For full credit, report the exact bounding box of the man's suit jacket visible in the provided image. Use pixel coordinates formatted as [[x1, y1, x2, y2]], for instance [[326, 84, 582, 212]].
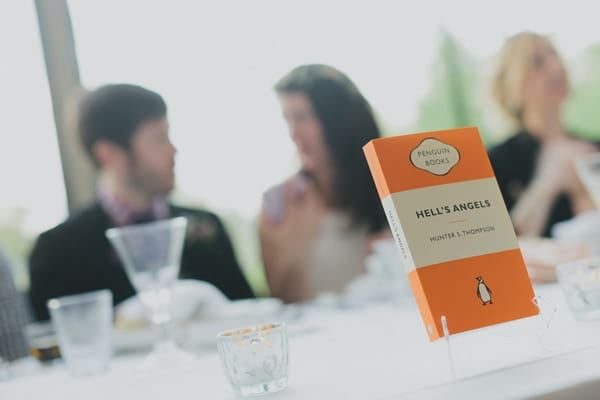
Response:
[[29, 203, 254, 320]]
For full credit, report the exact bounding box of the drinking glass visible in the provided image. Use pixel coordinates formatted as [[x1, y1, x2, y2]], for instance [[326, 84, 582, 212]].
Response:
[[24, 321, 61, 364], [47, 289, 113, 376], [105, 217, 189, 368], [557, 257, 600, 321], [217, 323, 289, 397]]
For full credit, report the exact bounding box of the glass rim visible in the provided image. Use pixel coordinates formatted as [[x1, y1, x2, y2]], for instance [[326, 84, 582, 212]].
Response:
[[24, 320, 55, 335], [217, 322, 285, 339], [556, 256, 600, 274], [105, 216, 187, 239], [47, 289, 112, 310]]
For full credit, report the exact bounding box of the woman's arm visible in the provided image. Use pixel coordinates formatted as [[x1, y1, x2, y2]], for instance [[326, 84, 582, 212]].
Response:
[[510, 175, 562, 236], [511, 140, 597, 236], [259, 211, 294, 299], [518, 236, 591, 282], [259, 177, 323, 302]]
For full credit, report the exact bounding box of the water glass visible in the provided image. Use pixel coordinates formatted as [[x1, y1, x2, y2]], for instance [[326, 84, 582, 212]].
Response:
[[47, 289, 113, 376], [217, 323, 289, 397], [557, 257, 600, 321]]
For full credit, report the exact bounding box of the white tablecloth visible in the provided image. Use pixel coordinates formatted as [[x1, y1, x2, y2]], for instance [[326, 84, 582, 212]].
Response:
[[3, 284, 600, 400]]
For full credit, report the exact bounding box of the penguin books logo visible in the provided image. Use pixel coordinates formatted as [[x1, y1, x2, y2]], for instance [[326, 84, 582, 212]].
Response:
[[409, 138, 460, 176], [476, 276, 493, 305]]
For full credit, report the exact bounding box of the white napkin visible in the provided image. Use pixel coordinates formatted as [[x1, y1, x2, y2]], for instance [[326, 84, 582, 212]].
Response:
[[552, 210, 600, 255], [113, 281, 285, 352], [115, 279, 229, 329], [342, 238, 412, 306], [366, 238, 407, 279]]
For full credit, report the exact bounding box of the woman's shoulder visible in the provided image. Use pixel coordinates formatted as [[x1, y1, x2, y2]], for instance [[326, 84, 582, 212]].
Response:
[[267, 173, 308, 193], [488, 131, 539, 171], [489, 131, 536, 155], [262, 173, 310, 224]]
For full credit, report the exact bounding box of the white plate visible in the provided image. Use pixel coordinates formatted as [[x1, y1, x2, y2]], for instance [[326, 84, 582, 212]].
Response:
[[113, 298, 284, 353]]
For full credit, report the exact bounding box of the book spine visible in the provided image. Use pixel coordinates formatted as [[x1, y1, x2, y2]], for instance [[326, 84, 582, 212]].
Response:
[[381, 195, 415, 273], [382, 194, 439, 339]]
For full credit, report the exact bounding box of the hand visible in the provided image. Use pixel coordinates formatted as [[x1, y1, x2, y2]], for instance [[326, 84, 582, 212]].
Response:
[[518, 236, 591, 283], [534, 139, 597, 196], [260, 176, 325, 297]]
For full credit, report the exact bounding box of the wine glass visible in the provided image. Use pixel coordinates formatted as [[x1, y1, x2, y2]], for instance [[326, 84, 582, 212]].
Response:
[[105, 216, 190, 368]]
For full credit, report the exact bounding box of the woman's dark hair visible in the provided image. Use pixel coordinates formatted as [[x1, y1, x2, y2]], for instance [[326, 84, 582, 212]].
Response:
[[275, 64, 386, 233], [79, 84, 167, 164]]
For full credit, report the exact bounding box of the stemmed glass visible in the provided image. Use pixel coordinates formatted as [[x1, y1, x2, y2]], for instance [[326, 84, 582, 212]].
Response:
[[105, 216, 190, 368]]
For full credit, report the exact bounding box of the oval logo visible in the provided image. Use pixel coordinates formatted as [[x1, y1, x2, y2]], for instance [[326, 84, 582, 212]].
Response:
[[410, 138, 460, 176]]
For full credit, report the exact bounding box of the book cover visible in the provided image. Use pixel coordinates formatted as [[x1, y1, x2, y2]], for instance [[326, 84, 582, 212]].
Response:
[[363, 126, 538, 340]]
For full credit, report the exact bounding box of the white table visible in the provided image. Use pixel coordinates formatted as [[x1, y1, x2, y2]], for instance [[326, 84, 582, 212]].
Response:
[[3, 284, 600, 400]]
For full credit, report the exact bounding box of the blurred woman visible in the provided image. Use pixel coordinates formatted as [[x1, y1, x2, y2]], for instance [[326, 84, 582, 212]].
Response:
[[489, 32, 598, 238], [489, 32, 598, 281], [260, 64, 389, 303]]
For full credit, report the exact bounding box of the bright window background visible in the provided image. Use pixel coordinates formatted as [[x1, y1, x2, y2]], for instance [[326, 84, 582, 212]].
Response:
[[1, 1, 67, 288], [3, 0, 600, 292], [66, 0, 600, 215]]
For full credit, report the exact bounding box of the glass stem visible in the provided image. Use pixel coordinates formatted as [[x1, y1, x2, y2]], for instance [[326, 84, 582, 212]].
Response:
[[147, 287, 176, 351], [153, 318, 176, 352]]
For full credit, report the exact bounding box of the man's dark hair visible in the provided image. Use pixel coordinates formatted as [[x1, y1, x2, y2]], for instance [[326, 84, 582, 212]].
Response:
[[79, 84, 167, 163], [275, 64, 386, 233]]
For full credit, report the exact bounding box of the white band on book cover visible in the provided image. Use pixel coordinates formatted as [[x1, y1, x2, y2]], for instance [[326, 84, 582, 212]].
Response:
[[381, 177, 519, 273]]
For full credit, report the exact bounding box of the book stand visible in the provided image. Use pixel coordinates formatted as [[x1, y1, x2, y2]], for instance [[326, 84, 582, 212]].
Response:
[[442, 295, 559, 379]]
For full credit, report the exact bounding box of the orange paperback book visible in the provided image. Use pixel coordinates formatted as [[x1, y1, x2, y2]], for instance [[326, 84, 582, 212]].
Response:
[[363, 126, 538, 340]]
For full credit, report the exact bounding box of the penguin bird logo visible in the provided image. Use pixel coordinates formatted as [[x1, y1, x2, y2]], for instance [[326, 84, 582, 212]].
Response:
[[476, 276, 493, 305]]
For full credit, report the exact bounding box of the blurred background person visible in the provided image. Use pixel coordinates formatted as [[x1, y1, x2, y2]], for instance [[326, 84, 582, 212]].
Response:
[[29, 84, 253, 321], [260, 64, 389, 303], [0, 247, 29, 362], [489, 32, 599, 237], [488, 32, 599, 281]]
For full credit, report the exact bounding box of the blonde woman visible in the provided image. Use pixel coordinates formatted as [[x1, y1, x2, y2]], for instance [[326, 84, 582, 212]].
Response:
[[489, 32, 598, 237], [489, 32, 598, 281]]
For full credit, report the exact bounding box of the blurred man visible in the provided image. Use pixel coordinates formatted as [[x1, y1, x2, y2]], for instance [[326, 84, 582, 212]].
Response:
[[29, 84, 253, 320]]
